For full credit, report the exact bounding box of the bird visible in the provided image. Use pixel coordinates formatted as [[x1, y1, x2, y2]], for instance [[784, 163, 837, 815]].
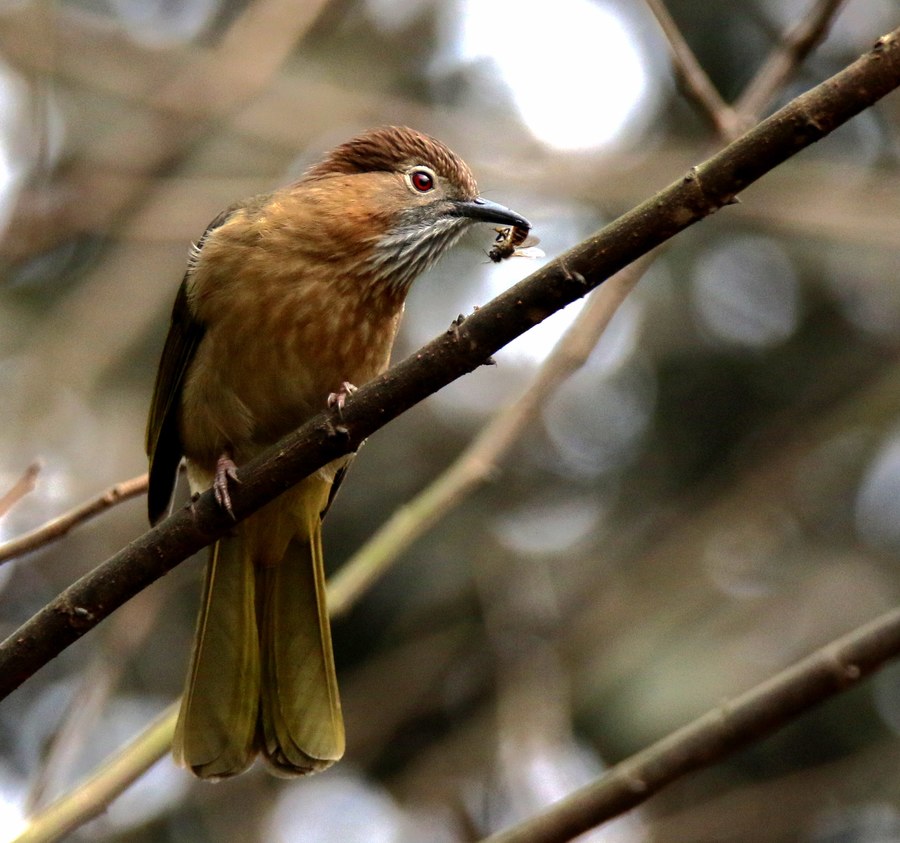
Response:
[[145, 126, 529, 779]]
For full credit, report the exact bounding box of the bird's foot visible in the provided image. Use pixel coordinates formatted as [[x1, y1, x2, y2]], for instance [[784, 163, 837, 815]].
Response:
[[213, 452, 240, 519], [327, 381, 358, 414]]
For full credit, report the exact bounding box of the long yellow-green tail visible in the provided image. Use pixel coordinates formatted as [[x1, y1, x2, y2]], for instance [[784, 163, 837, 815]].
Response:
[[173, 479, 344, 778]]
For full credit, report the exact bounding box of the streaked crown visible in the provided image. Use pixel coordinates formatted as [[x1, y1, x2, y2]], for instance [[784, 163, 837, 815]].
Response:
[[304, 126, 478, 198]]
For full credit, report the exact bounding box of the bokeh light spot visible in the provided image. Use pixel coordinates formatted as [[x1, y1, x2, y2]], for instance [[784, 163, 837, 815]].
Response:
[[456, 0, 651, 150], [855, 432, 900, 552], [692, 235, 800, 348]]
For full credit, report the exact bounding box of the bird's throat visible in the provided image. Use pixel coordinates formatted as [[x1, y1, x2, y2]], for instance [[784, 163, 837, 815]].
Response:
[[368, 216, 470, 295]]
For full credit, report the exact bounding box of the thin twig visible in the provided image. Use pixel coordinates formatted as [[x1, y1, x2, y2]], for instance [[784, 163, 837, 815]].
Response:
[[24, 657, 115, 814], [735, 0, 848, 124], [0, 463, 41, 520], [0, 474, 148, 566], [13, 705, 177, 843], [644, 0, 742, 137], [481, 606, 900, 843], [646, 0, 848, 140]]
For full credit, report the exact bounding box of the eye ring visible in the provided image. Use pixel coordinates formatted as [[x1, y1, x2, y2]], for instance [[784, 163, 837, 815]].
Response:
[[408, 168, 435, 193]]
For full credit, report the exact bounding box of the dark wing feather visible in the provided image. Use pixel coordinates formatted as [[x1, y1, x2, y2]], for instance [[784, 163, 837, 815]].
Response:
[[145, 278, 204, 525], [320, 458, 353, 521], [145, 208, 235, 525]]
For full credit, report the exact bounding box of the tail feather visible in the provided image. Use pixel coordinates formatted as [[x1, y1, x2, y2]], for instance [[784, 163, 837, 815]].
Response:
[[173, 536, 260, 779], [258, 527, 344, 774]]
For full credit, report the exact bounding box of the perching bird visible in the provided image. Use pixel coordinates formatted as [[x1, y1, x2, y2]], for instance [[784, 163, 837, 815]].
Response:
[[145, 126, 529, 779]]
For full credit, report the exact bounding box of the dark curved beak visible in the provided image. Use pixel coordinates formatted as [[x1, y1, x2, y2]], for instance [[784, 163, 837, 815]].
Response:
[[451, 197, 530, 230]]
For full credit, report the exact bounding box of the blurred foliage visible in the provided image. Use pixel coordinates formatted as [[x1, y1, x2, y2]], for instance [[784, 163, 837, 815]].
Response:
[[0, 0, 898, 841]]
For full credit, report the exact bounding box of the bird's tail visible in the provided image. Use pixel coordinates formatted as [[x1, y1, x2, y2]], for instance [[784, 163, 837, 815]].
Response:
[[172, 479, 344, 779]]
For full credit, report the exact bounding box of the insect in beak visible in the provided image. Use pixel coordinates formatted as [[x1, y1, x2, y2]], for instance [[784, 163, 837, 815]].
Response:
[[488, 225, 545, 263]]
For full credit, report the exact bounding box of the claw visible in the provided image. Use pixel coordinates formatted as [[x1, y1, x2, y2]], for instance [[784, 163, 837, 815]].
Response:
[[327, 381, 358, 414], [213, 452, 240, 519], [560, 259, 586, 286]]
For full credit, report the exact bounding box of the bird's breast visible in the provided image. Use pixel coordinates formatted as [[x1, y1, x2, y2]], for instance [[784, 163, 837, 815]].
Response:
[[180, 269, 404, 470]]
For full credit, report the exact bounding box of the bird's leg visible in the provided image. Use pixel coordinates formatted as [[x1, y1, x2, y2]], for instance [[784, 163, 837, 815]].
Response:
[[327, 381, 358, 414], [213, 449, 240, 519]]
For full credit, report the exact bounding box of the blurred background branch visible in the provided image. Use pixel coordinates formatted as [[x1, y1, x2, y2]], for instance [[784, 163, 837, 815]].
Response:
[[734, 0, 849, 123], [483, 604, 900, 843], [0, 474, 147, 566], [0, 463, 40, 521], [644, 0, 741, 137], [647, 0, 849, 139]]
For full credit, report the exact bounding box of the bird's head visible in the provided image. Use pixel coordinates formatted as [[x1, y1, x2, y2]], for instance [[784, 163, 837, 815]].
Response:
[[302, 126, 529, 293]]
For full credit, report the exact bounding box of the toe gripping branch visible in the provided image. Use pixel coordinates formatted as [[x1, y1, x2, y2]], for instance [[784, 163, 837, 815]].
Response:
[[213, 450, 240, 518], [327, 381, 358, 415]]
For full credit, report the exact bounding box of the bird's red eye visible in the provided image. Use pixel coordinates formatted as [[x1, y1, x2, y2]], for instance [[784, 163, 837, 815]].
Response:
[[410, 170, 434, 192]]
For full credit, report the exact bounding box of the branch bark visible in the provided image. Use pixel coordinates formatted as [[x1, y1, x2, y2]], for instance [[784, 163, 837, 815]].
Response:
[[0, 27, 897, 702]]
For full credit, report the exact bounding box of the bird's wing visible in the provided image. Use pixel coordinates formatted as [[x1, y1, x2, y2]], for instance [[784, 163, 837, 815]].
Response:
[[320, 458, 353, 520], [145, 208, 235, 525]]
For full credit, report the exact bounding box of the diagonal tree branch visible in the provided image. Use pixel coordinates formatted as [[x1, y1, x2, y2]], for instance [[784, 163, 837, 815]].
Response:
[[480, 605, 900, 843], [328, 252, 659, 614], [0, 26, 898, 703], [10, 242, 663, 843]]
